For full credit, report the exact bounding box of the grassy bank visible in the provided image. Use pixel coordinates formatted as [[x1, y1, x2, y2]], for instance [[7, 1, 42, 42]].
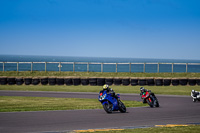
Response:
[[0, 96, 145, 112], [0, 85, 200, 95], [1, 71, 200, 77]]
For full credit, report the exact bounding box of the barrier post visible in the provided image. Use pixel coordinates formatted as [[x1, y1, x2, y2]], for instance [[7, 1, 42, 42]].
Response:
[[186, 63, 188, 73], [3, 62, 4, 72], [101, 63, 103, 73], [73, 62, 75, 72], [87, 62, 89, 72], [17, 62, 19, 72], [129, 63, 131, 73], [116, 63, 118, 72], [157, 63, 160, 73], [31, 62, 33, 72], [45, 62, 47, 72], [144, 63, 146, 73], [59, 62, 61, 72], [172, 63, 174, 73]]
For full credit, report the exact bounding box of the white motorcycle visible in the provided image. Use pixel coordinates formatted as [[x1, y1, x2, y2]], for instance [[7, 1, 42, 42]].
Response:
[[191, 90, 200, 102]]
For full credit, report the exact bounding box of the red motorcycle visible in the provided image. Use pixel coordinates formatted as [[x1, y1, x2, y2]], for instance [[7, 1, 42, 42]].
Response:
[[141, 91, 159, 108]]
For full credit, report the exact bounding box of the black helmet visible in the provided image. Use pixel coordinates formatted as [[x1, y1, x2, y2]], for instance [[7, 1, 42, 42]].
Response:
[[140, 87, 145, 92]]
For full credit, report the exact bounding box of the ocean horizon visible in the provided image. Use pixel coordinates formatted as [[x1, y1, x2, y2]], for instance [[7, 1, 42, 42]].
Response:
[[1, 54, 200, 63]]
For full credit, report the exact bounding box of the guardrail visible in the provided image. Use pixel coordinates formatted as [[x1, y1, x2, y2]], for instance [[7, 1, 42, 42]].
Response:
[[0, 62, 200, 73]]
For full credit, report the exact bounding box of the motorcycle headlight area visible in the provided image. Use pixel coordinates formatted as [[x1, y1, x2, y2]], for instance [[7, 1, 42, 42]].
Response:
[[99, 94, 106, 100]]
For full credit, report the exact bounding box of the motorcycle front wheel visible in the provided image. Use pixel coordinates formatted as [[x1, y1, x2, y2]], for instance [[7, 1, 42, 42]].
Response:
[[103, 102, 112, 113], [118, 100, 126, 113], [193, 98, 196, 102], [147, 98, 154, 108]]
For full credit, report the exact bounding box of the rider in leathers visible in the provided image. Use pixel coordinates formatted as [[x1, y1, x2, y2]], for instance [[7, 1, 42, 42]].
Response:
[[191, 90, 200, 102], [102, 84, 119, 101], [140, 87, 156, 103]]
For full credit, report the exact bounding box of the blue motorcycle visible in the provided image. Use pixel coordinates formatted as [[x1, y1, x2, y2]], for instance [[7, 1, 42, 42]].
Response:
[[98, 90, 126, 113]]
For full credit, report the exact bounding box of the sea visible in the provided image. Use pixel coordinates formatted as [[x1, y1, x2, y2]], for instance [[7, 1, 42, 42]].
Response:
[[0, 55, 200, 73]]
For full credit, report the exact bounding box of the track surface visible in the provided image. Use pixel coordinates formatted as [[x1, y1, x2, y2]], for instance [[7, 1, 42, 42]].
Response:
[[0, 91, 200, 133]]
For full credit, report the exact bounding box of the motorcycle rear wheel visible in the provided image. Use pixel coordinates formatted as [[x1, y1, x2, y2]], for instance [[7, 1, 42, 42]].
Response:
[[155, 100, 159, 107], [154, 97, 159, 107], [103, 102, 112, 113]]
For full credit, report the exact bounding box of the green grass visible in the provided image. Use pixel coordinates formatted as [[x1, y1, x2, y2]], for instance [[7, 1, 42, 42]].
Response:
[[79, 125, 200, 133], [1, 71, 200, 77], [1, 85, 200, 95], [0, 96, 145, 112]]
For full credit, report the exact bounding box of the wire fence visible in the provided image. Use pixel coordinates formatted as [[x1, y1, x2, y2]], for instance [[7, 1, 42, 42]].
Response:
[[1, 62, 200, 73]]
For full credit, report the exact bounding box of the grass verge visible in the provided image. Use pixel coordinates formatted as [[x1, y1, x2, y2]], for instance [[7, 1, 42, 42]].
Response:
[[1, 71, 200, 77], [0, 85, 200, 95], [0, 96, 145, 112], [73, 125, 200, 133]]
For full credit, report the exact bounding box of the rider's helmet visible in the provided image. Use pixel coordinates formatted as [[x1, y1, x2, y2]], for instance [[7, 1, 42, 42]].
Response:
[[192, 90, 195, 93], [140, 87, 145, 93], [103, 84, 109, 90]]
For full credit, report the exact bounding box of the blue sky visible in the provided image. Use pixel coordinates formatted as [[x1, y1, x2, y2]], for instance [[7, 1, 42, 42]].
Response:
[[0, 0, 200, 60]]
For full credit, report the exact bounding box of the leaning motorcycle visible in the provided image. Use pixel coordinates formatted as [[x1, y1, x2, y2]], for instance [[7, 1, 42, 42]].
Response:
[[191, 91, 200, 102], [141, 91, 159, 108], [98, 90, 126, 113]]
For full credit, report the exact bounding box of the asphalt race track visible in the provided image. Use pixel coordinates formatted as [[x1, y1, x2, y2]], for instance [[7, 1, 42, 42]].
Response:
[[0, 91, 200, 133]]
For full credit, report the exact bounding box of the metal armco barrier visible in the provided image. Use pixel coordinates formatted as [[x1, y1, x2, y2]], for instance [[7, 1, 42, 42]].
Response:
[[0, 62, 200, 73]]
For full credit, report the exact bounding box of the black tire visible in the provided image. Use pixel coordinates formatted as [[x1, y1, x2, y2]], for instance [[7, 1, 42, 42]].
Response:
[[89, 78, 97, 86], [7, 77, 16, 85], [73, 78, 81, 86], [179, 78, 188, 86], [97, 78, 105, 86], [103, 102, 112, 113], [193, 98, 196, 102], [154, 97, 159, 107], [155, 79, 163, 86], [32, 78, 40, 85], [130, 78, 138, 86], [188, 79, 196, 86], [147, 98, 154, 108], [196, 79, 200, 86], [16, 77, 24, 85], [105, 78, 113, 85], [48, 77, 56, 85], [41, 77, 48, 85], [122, 78, 130, 86], [56, 78, 64, 85], [138, 79, 146, 86], [147, 78, 155, 86], [155, 100, 159, 107], [64, 78, 73, 85], [24, 78, 32, 85], [163, 79, 171, 86], [0, 77, 7, 85], [118, 100, 126, 113], [113, 78, 122, 86], [172, 79, 179, 86], [81, 78, 89, 85]]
